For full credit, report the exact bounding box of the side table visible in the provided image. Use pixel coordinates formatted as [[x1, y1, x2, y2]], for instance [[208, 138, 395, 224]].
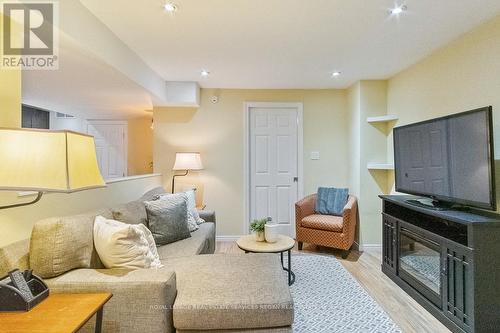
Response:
[[0, 293, 112, 333]]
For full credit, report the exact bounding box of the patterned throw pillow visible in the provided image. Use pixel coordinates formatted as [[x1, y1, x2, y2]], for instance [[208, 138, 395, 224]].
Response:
[[184, 190, 205, 226], [144, 195, 192, 245], [153, 192, 200, 232]]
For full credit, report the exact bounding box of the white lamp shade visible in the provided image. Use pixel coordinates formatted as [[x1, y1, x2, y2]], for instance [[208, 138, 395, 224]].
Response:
[[0, 128, 106, 192], [172, 152, 203, 171]]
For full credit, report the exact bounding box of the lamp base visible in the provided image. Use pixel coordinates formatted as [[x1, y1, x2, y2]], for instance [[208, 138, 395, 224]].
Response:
[[171, 170, 189, 193]]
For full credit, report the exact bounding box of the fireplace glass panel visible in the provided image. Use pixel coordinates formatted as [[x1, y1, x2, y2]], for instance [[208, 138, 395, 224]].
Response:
[[400, 229, 441, 295]]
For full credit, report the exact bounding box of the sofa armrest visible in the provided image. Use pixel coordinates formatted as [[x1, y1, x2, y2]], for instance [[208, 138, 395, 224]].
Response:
[[342, 195, 358, 236], [295, 194, 316, 228], [45, 268, 177, 333], [198, 210, 216, 224]]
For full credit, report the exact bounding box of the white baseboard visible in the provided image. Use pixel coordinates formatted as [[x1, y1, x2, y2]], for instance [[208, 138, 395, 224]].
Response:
[[358, 243, 382, 251], [216, 235, 243, 242]]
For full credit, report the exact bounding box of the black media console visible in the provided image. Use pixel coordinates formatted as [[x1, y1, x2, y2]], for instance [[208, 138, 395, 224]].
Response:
[[380, 195, 500, 333]]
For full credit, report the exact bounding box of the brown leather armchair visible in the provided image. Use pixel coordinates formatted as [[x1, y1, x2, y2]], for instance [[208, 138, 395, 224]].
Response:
[[295, 194, 358, 258]]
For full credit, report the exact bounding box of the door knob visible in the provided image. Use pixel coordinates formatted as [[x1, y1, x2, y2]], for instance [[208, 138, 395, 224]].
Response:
[[293, 177, 298, 182]]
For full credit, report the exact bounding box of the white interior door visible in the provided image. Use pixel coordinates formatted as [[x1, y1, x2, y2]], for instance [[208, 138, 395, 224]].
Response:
[[87, 121, 127, 180], [249, 104, 301, 237]]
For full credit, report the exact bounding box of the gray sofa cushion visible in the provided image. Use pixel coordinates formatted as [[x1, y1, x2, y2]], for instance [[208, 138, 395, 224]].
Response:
[[0, 239, 30, 277], [198, 210, 216, 223], [145, 195, 191, 245], [157, 223, 215, 260], [168, 254, 294, 331], [111, 187, 167, 225], [141, 186, 167, 201], [111, 200, 147, 225]]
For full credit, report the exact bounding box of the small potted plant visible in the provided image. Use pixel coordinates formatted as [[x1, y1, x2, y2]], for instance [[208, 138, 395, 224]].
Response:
[[250, 218, 267, 242]]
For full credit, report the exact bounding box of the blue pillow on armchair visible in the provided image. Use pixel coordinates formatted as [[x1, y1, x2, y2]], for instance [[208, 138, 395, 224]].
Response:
[[315, 187, 349, 216]]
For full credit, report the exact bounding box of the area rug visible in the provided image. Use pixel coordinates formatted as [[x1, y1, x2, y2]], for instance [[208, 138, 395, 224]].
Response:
[[288, 254, 401, 333]]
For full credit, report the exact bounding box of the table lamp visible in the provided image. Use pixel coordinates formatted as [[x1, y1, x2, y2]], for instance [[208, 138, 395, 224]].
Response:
[[171, 152, 203, 193], [0, 128, 106, 209]]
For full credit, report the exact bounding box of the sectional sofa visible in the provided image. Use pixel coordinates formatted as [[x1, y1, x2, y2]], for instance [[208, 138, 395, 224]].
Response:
[[0, 187, 294, 332]]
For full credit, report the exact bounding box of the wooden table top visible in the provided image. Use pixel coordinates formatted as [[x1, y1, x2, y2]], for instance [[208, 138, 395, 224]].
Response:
[[236, 234, 295, 253], [0, 293, 112, 333]]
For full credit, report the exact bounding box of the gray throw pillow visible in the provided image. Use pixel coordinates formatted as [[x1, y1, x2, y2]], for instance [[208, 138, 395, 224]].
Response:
[[144, 195, 191, 245], [153, 192, 199, 232]]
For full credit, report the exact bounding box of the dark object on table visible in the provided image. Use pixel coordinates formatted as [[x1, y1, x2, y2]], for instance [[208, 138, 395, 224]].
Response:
[[9, 269, 34, 301], [0, 269, 49, 312]]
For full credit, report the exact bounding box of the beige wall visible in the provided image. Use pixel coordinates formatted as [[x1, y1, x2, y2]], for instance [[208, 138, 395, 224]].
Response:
[[387, 14, 500, 209], [128, 116, 154, 176], [347, 83, 361, 198], [0, 13, 160, 246], [0, 15, 21, 128], [0, 175, 162, 247], [154, 89, 350, 236], [348, 81, 389, 245], [0, 68, 21, 128]]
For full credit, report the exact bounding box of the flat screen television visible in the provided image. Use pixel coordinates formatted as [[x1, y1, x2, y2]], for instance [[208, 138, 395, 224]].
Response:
[[393, 106, 496, 210]]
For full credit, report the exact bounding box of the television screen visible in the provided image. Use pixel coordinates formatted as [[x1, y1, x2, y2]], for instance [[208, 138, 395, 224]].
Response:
[[394, 106, 496, 210]]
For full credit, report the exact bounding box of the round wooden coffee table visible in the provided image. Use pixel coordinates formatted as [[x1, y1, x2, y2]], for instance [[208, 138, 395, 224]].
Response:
[[236, 234, 296, 285]]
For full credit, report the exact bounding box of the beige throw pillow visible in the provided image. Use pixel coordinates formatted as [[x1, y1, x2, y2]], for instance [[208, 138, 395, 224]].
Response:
[[29, 209, 111, 279], [93, 216, 162, 269], [29, 212, 106, 279], [30, 215, 94, 278]]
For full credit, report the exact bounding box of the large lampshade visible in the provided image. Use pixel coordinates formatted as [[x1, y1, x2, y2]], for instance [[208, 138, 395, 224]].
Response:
[[172, 152, 203, 171], [0, 128, 106, 192]]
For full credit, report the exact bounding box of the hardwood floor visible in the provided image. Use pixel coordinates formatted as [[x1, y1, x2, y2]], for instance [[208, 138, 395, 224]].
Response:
[[216, 241, 451, 333]]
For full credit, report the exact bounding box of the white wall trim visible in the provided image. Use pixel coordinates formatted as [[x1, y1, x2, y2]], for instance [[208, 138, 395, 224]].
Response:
[[216, 235, 243, 242], [243, 102, 304, 236], [18, 173, 163, 197], [106, 173, 162, 184], [359, 244, 382, 251]]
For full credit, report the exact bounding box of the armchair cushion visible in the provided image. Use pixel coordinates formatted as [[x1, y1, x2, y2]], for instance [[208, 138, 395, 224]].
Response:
[[301, 214, 343, 232]]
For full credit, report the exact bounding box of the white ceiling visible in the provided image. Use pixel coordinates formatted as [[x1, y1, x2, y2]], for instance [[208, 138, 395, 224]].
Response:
[[80, 0, 500, 89], [22, 34, 154, 119]]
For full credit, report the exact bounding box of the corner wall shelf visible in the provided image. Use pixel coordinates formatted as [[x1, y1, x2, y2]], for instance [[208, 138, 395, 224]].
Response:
[[366, 115, 398, 123], [367, 163, 394, 170]]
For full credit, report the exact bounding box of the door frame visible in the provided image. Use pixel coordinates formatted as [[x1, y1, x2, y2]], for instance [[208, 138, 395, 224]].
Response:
[[86, 120, 128, 179], [243, 102, 304, 236]]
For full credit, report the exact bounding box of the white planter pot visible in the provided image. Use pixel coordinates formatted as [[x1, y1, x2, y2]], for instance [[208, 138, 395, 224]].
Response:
[[265, 224, 279, 243], [254, 231, 265, 242]]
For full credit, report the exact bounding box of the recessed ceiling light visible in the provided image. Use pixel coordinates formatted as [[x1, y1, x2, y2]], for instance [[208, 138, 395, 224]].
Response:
[[331, 71, 341, 77], [201, 70, 210, 77], [164, 2, 177, 12], [389, 4, 407, 15]]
